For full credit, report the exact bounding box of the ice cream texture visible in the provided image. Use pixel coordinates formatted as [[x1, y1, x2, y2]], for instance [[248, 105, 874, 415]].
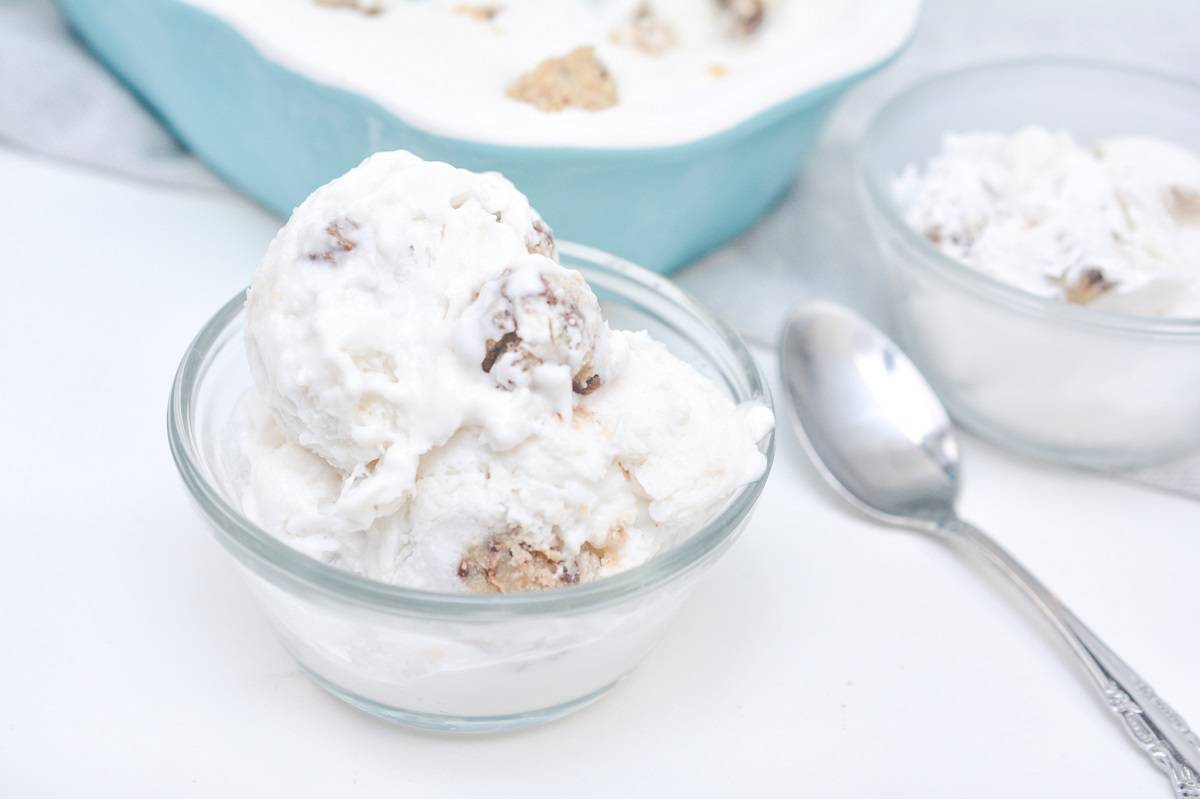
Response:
[[235, 150, 772, 593], [893, 127, 1200, 317], [182, 0, 918, 148]]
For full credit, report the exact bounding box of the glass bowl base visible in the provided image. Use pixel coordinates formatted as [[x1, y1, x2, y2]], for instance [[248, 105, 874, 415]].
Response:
[[300, 666, 622, 734]]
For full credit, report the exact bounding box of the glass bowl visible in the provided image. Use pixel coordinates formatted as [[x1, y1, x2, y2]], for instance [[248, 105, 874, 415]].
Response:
[[857, 58, 1200, 469], [168, 242, 774, 733]]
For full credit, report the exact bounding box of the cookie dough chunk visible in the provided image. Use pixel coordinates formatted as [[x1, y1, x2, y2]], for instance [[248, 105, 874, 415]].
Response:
[[452, 3, 500, 21], [457, 528, 626, 593], [1169, 186, 1200, 225], [1062, 268, 1116, 305], [315, 0, 383, 15], [507, 46, 618, 112], [610, 3, 677, 56], [718, 0, 765, 36]]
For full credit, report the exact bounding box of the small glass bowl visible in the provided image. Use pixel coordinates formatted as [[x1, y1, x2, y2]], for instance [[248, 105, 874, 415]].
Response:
[[168, 242, 774, 733], [857, 58, 1200, 469]]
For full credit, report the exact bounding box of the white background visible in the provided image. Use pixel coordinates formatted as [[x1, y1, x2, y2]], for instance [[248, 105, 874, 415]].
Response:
[[2, 0, 1200, 795]]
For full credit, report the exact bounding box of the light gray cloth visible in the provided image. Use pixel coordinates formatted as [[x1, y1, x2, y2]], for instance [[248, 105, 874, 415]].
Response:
[[0, 0, 222, 189], [5, 0, 1200, 496]]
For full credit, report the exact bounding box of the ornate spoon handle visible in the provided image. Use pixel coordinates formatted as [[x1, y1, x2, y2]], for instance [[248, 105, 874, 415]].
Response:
[[942, 517, 1200, 798]]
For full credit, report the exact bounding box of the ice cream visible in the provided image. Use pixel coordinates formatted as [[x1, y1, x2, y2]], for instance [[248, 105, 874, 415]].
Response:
[[893, 127, 1200, 317], [234, 150, 772, 593], [181, 0, 919, 148]]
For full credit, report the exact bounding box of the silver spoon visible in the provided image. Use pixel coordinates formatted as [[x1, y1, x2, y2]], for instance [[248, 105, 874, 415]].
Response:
[[780, 300, 1199, 798]]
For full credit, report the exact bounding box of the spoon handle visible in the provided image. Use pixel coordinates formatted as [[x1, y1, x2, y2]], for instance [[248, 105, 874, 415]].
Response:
[[943, 518, 1200, 798]]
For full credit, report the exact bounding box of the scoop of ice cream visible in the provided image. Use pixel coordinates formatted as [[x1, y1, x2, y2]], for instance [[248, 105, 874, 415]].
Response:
[[244, 151, 621, 526], [237, 149, 772, 593], [234, 330, 772, 591]]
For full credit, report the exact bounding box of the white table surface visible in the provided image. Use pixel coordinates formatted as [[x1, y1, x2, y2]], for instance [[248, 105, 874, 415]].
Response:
[[2, 139, 1198, 796]]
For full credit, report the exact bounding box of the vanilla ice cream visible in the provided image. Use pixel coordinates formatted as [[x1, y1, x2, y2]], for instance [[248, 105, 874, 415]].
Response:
[[181, 0, 918, 148], [234, 150, 772, 593], [893, 127, 1200, 317]]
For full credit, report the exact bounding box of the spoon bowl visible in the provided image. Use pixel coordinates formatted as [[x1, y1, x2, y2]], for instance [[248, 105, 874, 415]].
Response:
[[780, 301, 958, 528]]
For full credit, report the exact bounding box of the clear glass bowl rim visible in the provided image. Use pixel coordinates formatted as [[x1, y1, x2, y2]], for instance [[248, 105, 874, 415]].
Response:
[[167, 241, 775, 617], [856, 56, 1200, 338]]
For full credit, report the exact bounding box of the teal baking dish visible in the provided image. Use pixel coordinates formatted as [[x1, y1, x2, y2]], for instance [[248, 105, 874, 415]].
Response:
[[58, 0, 917, 272]]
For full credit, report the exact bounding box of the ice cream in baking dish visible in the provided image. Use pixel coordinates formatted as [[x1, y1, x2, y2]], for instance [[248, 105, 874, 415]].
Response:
[[181, 0, 919, 147], [232, 150, 773, 593]]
